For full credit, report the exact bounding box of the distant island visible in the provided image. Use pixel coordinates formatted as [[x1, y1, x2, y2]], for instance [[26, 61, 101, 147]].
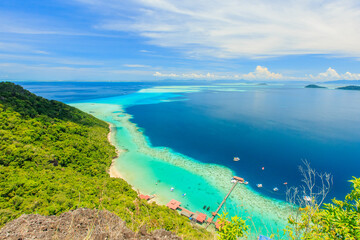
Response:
[[305, 84, 327, 89], [337, 85, 360, 91], [324, 80, 360, 85]]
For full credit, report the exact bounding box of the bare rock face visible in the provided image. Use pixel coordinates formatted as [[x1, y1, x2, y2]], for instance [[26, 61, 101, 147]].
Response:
[[0, 208, 181, 240]]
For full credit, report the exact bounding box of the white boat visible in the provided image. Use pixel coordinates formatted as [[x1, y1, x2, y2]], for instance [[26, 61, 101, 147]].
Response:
[[257, 184, 263, 188], [244, 181, 249, 185], [233, 157, 240, 161], [303, 196, 311, 202], [273, 187, 279, 192]]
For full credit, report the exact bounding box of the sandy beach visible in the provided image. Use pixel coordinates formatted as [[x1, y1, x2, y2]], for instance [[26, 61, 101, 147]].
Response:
[[107, 122, 160, 205], [72, 101, 292, 237], [107, 123, 125, 179]]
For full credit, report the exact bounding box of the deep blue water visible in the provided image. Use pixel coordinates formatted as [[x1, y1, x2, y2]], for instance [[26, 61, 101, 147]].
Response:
[[16, 81, 209, 103], [126, 86, 360, 201], [16, 81, 154, 103], [13, 81, 360, 201]]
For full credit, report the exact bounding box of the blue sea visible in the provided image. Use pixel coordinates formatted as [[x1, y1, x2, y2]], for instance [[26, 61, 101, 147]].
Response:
[[19, 81, 360, 200], [15, 81, 360, 235], [126, 85, 360, 201]]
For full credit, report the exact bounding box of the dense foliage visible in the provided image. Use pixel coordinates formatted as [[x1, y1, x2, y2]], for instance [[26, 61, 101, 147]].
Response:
[[285, 177, 360, 240], [0, 82, 104, 126], [0, 103, 114, 176], [217, 212, 248, 240], [337, 85, 360, 91], [0, 82, 212, 239]]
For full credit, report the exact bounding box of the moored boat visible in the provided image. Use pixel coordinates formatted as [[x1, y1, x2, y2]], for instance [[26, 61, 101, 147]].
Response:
[[303, 196, 311, 202]]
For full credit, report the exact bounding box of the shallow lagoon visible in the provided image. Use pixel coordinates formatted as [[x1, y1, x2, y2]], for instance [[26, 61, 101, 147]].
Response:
[[72, 87, 294, 237], [19, 81, 360, 237], [127, 85, 360, 201]]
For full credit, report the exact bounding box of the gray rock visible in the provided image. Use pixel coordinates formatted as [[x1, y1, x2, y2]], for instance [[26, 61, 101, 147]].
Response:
[[0, 208, 181, 240]]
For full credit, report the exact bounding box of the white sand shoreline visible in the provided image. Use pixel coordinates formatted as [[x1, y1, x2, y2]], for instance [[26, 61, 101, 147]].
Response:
[[106, 122, 160, 205], [73, 102, 292, 236], [107, 123, 126, 179]]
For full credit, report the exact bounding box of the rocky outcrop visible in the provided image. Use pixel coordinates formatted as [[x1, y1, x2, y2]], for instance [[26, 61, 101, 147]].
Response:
[[0, 208, 181, 240]]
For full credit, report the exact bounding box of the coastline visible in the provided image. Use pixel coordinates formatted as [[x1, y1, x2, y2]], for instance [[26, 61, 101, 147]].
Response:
[[107, 123, 125, 179], [106, 121, 160, 205], [72, 101, 292, 237]]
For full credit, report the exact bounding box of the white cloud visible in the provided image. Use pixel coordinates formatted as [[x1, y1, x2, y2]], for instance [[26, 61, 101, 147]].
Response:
[[33, 50, 50, 55], [153, 66, 283, 80], [310, 67, 360, 81], [242, 66, 283, 80], [312, 67, 340, 80], [0, 42, 49, 55], [123, 64, 150, 68], [154, 72, 179, 77], [342, 72, 360, 80], [0, 11, 119, 37], [0, 53, 104, 66], [76, 0, 360, 59], [0, 62, 154, 81], [154, 71, 225, 79]]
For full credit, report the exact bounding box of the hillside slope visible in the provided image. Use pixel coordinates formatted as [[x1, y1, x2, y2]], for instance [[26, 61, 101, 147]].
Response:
[[0, 82, 212, 239]]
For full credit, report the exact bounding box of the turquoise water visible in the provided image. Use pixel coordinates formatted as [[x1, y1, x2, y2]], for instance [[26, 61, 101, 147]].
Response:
[[72, 86, 293, 237], [127, 85, 360, 201], [19, 81, 360, 238]]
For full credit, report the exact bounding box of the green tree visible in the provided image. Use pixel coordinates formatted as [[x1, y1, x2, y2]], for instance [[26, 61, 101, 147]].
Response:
[[285, 177, 360, 240], [284, 160, 332, 239], [217, 212, 249, 240], [0, 82, 213, 239]]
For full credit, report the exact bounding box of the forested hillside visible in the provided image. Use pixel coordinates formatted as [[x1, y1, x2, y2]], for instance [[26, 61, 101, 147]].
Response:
[[0, 82, 212, 239]]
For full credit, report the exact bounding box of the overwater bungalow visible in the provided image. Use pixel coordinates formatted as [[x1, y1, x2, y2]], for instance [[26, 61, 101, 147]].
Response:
[[166, 199, 181, 210], [139, 194, 151, 201], [193, 211, 207, 223]]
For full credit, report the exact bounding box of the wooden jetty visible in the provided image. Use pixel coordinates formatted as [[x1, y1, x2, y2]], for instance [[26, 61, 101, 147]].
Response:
[[165, 176, 244, 229], [206, 176, 244, 228]]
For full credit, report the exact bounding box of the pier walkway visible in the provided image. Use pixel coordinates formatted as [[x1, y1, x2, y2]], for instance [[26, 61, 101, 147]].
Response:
[[206, 176, 244, 228], [165, 176, 244, 229]]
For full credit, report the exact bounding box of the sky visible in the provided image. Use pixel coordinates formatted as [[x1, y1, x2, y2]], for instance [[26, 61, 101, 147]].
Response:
[[1, 0, 360, 81]]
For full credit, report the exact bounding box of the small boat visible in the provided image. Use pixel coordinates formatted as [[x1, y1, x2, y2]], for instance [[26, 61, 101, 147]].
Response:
[[273, 187, 279, 192], [207, 206, 210, 211], [170, 187, 174, 192], [257, 184, 263, 188], [262, 167, 265, 170], [203, 205, 206, 210], [303, 196, 311, 202], [244, 181, 249, 185], [233, 157, 240, 161], [283, 182, 288, 185], [231, 179, 237, 183]]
